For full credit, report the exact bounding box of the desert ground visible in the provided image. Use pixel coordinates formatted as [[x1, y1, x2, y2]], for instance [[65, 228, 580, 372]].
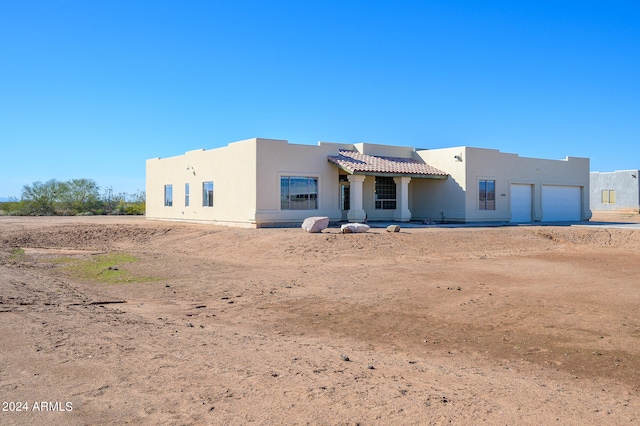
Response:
[[1, 213, 639, 425]]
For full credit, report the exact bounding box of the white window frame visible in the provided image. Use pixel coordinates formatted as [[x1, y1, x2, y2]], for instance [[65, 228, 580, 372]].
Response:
[[203, 181, 213, 207], [280, 175, 319, 210], [601, 189, 616, 204], [374, 176, 397, 210], [164, 184, 173, 207], [479, 179, 496, 210]]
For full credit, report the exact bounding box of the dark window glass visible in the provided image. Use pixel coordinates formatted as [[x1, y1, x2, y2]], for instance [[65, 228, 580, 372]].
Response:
[[280, 177, 318, 210], [479, 180, 495, 210], [375, 176, 396, 209], [164, 185, 173, 207], [203, 181, 213, 207]]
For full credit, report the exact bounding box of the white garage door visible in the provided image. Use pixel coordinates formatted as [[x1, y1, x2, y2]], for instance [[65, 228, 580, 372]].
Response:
[[510, 184, 532, 223], [542, 185, 581, 222]]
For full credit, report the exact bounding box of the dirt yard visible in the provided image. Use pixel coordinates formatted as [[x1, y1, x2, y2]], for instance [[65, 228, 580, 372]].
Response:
[[1, 214, 639, 425]]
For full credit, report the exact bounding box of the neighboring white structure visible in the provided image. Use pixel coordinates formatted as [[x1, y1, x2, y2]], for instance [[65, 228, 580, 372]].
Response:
[[590, 170, 640, 213], [146, 138, 591, 227]]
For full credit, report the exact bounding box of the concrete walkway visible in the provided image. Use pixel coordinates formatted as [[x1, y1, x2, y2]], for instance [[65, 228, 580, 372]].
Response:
[[353, 220, 640, 230]]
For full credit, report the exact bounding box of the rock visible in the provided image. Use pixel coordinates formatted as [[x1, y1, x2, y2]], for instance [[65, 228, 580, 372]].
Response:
[[301, 216, 329, 233], [386, 225, 401, 232], [340, 223, 370, 233], [354, 223, 370, 233]]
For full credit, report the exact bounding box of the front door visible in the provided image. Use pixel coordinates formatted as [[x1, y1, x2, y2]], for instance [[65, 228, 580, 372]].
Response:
[[339, 182, 350, 221]]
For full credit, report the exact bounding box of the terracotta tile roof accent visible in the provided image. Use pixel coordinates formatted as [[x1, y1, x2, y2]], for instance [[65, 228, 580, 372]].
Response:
[[328, 150, 448, 178]]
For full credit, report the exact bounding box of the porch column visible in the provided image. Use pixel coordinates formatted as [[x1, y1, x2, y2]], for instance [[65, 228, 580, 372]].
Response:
[[347, 174, 366, 222], [393, 176, 412, 222]]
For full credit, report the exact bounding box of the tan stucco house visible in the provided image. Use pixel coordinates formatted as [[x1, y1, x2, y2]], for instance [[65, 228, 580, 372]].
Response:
[[146, 138, 591, 227]]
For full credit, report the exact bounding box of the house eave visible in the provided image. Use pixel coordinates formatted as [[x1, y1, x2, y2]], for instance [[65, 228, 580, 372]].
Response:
[[330, 162, 447, 179], [353, 171, 448, 180]]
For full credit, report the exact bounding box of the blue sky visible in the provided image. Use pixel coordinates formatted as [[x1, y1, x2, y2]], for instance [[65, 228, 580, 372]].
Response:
[[1, 0, 639, 199]]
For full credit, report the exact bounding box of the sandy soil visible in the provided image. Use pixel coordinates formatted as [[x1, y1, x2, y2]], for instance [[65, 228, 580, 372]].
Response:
[[1, 214, 639, 425]]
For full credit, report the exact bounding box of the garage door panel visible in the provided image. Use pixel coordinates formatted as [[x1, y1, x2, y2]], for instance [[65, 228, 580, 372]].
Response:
[[542, 186, 581, 222]]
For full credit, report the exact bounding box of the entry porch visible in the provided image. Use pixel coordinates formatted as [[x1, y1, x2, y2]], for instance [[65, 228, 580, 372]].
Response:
[[328, 150, 448, 223]]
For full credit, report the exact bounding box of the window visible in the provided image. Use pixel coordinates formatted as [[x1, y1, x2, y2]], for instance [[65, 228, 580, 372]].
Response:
[[602, 189, 616, 204], [375, 176, 396, 209], [203, 181, 213, 207], [164, 184, 173, 207], [479, 180, 495, 210], [185, 183, 190, 207], [281, 176, 318, 210]]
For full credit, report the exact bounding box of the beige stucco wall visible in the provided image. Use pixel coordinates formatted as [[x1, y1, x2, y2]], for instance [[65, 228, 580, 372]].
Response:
[[251, 139, 352, 224], [353, 142, 416, 159], [146, 138, 259, 226], [414, 147, 467, 221], [147, 138, 355, 227], [418, 146, 591, 222]]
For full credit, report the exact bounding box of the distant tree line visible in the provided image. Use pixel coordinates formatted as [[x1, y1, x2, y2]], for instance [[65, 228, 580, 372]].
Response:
[[0, 178, 145, 216]]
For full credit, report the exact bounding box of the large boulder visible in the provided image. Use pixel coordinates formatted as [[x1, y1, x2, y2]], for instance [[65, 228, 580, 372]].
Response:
[[386, 224, 401, 232], [340, 223, 370, 233], [301, 216, 329, 233]]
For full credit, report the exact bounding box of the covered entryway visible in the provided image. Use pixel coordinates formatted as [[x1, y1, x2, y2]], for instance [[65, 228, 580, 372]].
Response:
[[328, 150, 448, 222], [510, 184, 532, 223], [542, 185, 581, 222]]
